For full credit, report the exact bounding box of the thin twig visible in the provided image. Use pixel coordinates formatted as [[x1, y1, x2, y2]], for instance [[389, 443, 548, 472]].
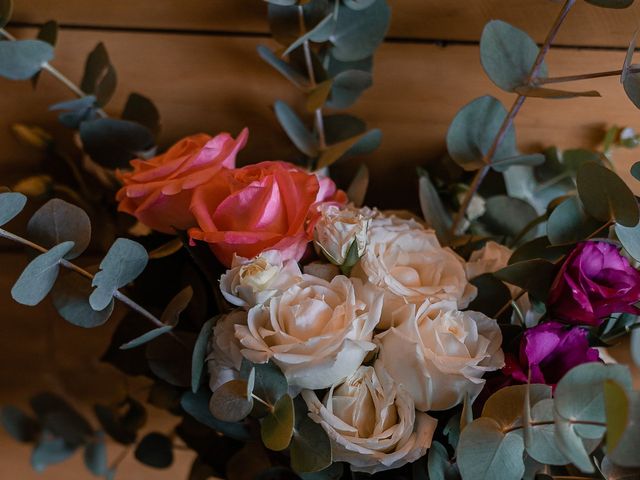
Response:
[[503, 418, 606, 435], [537, 68, 632, 85], [449, 0, 577, 236], [0, 27, 107, 118], [0, 227, 167, 330], [297, 7, 327, 152]]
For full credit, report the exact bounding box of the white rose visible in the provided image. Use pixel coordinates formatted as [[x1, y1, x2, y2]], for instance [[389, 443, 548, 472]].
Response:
[[302, 362, 437, 474], [219, 250, 302, 308], [456, 192, 486, 222], [464, 241, 512, 282], [376, 300, 504, 411], [352, 214, 476, 328], [313, 204, 371, 266], [235, 275, 382, 390], [207, 310, 247, 392]]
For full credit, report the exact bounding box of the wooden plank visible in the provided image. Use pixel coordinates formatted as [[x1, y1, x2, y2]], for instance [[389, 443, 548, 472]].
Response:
[[10, 0, 640, 47], [2, 27, 640, 210]]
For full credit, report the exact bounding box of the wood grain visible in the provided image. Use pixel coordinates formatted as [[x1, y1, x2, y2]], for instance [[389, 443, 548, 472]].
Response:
[[10, 0, 640, 47], [2, 27, 640, 208]]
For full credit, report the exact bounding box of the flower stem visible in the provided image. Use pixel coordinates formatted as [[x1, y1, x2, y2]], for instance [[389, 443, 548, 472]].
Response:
[[449, 0, 576, 236], [0, 27, 107, 118], [0, 227, 167, 331], [537, 67, 640, 85], [297, 6, 327, 153], [503, 418, 606, 435]]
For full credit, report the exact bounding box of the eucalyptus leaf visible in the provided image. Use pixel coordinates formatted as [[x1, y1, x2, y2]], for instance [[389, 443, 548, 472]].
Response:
[[515, 85, 600, 99], [27, 198, 91, 259], [209, 380, 254, 423], [547, 196, 604, 245], [90, 238, 148, 311], [79, 118, 155, 169], [480, 20, 546, 92], [95, 64, 117, 107], [261, 394, 294, 451], [192, 317, 215, 393], [31, 436, 77, 472], [555, 363, 632, 439], [576, 162, 639, 226], [37, 20, 58, 47], [0, 39, 54, 81], [468, 274, 513, 319], [482, 384, 551, 430], [119, 326, 174, 350], [419, 173, 452, 244], [616, 221, 640, 263], [290, 397, 331, 473], [0, 191, 26, 226], [30, 392, 94, 447], [274, 100, 319, 157], [622, 31, 638, 85], [148, 238, 183, 259], [344, 0, 377, 10], [49, 95, 98, 129], [604, 380, 629, 452], [252, 361, 289, 406], [81, 42, 110, 94], [12, 241, 74, 306], [307, 79, 334, 112], [146, 332, 195, 387], [427, 441, 459, 480], [283, 13, 335, 57], [122, 93, 160, 135], [180, 390, 250, 441], [1, 406, 40, 443], [457, 417, 525, 480], [509, 237, 570, 264], [347, 164, 369, 207], [494, 259, 556, 301], [326, 69, 373, 109], [609, 391, 640, 467], [52, 270, 114, 328], [329, 0, 390, 62], [257, 45, 309, 90], [482, 195, 538, 240], [446, 96, 518, 171], [554, 412, 594, 473], [84, 433, 108, 476], [316, 129, 381, 169], [134, 432, 174, 469], [525, 398, 569, 465], [490, 153, 545, 171]]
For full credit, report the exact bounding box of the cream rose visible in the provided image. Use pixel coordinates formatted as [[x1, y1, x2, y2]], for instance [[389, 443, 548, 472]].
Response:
[[352, 214, 476, 328], [465, 241, 512, 281], [313, 204, 371, 266], [376, 300, 504, 411], [234, 275, 382, 389], [207, 310, 247, 392], [302, 362, 437, 474], [219, 250, 302, 308]]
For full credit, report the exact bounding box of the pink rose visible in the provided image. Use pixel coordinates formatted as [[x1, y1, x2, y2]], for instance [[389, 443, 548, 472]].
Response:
[[116, 129, 248, 233], [188, 161, 346, 267]]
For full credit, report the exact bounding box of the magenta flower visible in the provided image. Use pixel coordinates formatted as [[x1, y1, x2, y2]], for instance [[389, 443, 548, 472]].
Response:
[[504, 322, 599, 387], [548, 241, 640, 326]]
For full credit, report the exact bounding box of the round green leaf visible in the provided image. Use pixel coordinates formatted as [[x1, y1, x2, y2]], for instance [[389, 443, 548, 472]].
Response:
[[616, 218, 640, 262], [84, 433, 108, 476], [604, 380, 630, 452], [31, 436, 76, 472], [482, 384, 551, 430], [576, 162, 639, 227], [27, 198, 91, 260], [555, 363, 632, 439], [329, 0, 390, 62], [134, 432, 174, 469], [0, 191, 26, 226], [494, 259, 556, 301], [480, 20, 546, 92], [525, 399, 570, 465], [554, 411, 594, 473], [427, 440, 459, 480], [51, 270, 114, 328], [547, 196, 604, 245], [609, 391, 640, 467], [11, 241, 75, 306], [261, 394, 294, 451], [290, 397, 331, 473], [0, 0, 13, 28], [344, 0, 376, 10], [274, 100, 319, 157], [209, 380, 254, 423], [180, 390, 250, 441], [446, 96, 518, 171], [482, 195, 538, 240], [0, 39, 54, 81], [192, 317, 215, 394], [1, 406, 40, 442], [458, 417, 525, 480]]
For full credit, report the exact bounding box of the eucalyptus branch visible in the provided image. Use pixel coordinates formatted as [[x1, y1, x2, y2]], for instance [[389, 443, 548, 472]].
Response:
[[449, 0, 577, 236], [0, 27, 107, 118], [495, 288, 528, 319], [602, 321, 640, 343], [0, 227, 167, 331], [297, 6, 327, 154]]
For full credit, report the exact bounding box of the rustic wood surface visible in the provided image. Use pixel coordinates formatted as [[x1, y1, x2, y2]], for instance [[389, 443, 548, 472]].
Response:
[[2, 1, 640, 478]]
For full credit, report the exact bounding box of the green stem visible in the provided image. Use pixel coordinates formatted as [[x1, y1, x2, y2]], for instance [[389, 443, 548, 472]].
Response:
[[503, 418, 606, 435], [449, 0, 576, 236]]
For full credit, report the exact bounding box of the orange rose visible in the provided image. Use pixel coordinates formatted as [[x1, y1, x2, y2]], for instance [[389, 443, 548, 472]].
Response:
[[188, 161, 346, 267], [116, 129, 248, 233]]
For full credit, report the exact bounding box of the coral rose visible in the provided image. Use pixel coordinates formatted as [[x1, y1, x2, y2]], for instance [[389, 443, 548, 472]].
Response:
[[116, 129, 248, 233], [189, 161, 346, 267]]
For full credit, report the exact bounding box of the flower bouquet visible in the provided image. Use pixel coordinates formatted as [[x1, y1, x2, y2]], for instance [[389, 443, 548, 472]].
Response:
[[2, 0, 640, 479]]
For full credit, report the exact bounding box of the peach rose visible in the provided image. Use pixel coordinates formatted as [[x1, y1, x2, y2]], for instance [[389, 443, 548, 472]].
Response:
[[116, 129, 248, 233], [189, 161, 346, 267]]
